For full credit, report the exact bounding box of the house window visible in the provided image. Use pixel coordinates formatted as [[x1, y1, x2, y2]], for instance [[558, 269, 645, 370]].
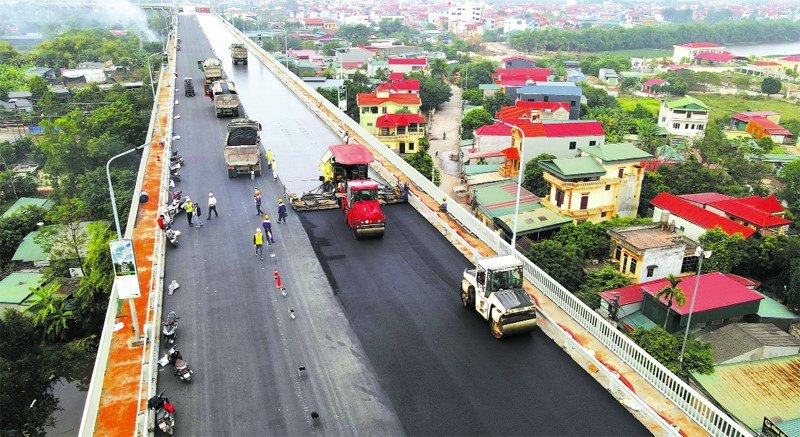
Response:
[[601, 211, 607, 217], [569, 141, 577, 150], [622, 254, 629, 272], [614, 246, 622, 260], [662, 117, 666, 122], [382, 107, 388, 114], [646, 265, 656, 277], [629, 258, 637, 274], [555, 189, 565, 207], [589, 140, 597, 146], [617, 168, 624, 178], [544, 96, 549, 102], [684, 123, 689, 129], [697, 124, 704, 130], [673, 123, 680, 129], [681, 255, 698, 273], [580, 194, 589, 210], [380, 128, 390, 135], [570, 100, 576, 107], [605, 185, 611, 191]]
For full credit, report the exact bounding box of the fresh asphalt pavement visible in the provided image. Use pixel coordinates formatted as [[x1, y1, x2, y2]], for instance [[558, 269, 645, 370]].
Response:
[[157, 12, 650, 436]]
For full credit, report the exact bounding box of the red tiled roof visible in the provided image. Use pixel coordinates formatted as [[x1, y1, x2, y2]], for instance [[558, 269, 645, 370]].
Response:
[[678, 192, 735, 206], [497, 106, 530, 119], [753, 61, 781, 67], [379, 79, 420, 92], [642, 78, 667, 87], [502, 147, 520, 160], [502, 56, 535, 63], [303, 18, 324, 25], [650, 192, 755, 238], [341, 61, 364, 68], [779, 56, 800, 62], [694, 52, 735, 62], [498, 118, 547, 136], [497, 77, 549, 86], [723, 273, 761, 289], [678, 42, 723, 48], [375, 113, 425, 127], [389, 72, 405, 81], [738, 194, 784, 214], [515, 101, 570, 112], [707, 197, 791, 228], [496, 68, 551, 77], [541, 121, 605, 137], [388, 58, 427, 65], [599, 284, 644, 306], [474, 124, 512, 136], [641, 272, 763, 315], [357, 93, 421, 106]]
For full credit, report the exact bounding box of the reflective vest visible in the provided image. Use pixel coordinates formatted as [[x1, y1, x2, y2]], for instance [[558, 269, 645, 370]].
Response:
[[184, 202, 193, 213], [254, 232, 264, 245]]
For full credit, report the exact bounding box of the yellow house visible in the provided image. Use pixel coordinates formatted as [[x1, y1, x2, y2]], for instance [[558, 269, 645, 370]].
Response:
[[374, 113, 426, 154], [538, 142, 652, 223], [776, 55, 800, 73], [357, 91, 422, 136]]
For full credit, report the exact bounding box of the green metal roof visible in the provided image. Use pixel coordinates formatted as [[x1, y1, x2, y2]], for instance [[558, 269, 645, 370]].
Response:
[[0, 272, 44, 304], [755, 292, 800, 320], [2, 197, 52, 218], [371, 60, 388, 67], [11, 230, 48, 262], [464, 164, 501, 176], [472, 181, 540, 219], [691, 355, 800, 431], [767, 417, 800, 437], [578, 142, 652, 163], [755, 154, 800, 164], [495, 206, 572, 234], [538, 156, 606, 179], [665, 95, 710, 111], [479, 84, 501, 90]]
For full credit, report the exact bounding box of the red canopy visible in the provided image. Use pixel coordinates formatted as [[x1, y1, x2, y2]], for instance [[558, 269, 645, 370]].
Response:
[[502, 147, 520, 160], [328, 144, 374, 165]]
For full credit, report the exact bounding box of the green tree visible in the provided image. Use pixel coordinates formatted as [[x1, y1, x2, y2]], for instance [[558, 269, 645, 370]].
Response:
[[778, 160, 800, 217], [526, 239, 585, 291], [72, 225, 115, 335], [787, 259, 800, 311], [0, 309, 61, 435], [428, 58, 450, 81], [408, 72, 452, 111], [654, 274, 685, 329], [629, 327, 714, 379], [0, 171, 38, 201], [335, 24, 373, 46], [582, 85, 619, 109], [461, 88, 483, 106], [522, 153, 557, 197], [620, 77, 640, 94], [698, 227, 747, 273], [460, 108, 494, 140], [575, 266, 631, 309], [553, 221, 612, 259], [27, 281, 72, 342], [35, 199, 91, 278], [0, 41, 22, 64], [760, 77, 782, 95], [0, 205, 49, 267], [27, 75, 49, 98], [404, 148, 435, 182], [482, 92, 512, 118], [731, 75, 752, 91]]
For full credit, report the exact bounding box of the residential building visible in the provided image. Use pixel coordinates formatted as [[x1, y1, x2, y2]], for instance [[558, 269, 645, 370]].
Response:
[[693, 52, 737, 65], [566, 70, 586, 83], [356, 91, 422, 135], [729, 111, 781, 131], [448, 0, 482, 24], [502, 56, 536, 69], [478, 83, 501, 97], [776, 55, 800, 73], [656, 95, 710, 138], [607, 223, 699, 284], [672, 42, 726, 63], [302, 18, 325, 30], [650, 192, 756, 241], [514, 83, 583, 120], [697, 323, 800, 365], [386, 58, 427, 75], [374, 113, 426, 154], [368, 45, 421, 58], [538, 142, 652, 223], [641, 78, 669, 94], [513, 101, 570, 121], [598, 68, 619, 86], [377, 79, 420, 94], [2, 197, 52, 218], [494, 68, 552, 85], [679, 193, 792, 237], [745, 116, 794, 145], [476, 117, 604, 162], [0, 272, 46, 313], [750, 153, 800, 174]]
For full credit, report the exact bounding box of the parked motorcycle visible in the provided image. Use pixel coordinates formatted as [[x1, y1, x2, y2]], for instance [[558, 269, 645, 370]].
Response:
[[165, 228, 181, 247], [163, 345, 193, 383], [170, 153, 184, 166], [147, 391, 175, 435], [162, 311, 179, 345]]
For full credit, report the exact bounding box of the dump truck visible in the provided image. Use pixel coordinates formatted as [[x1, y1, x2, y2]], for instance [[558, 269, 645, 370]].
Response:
[[211, 80, 240, 117], [224, 118, 262, 178], [288, 143, 407, 239], [461, 255, 538, 339], [198, 57, 222, 84], [230, 43, 248, 65]]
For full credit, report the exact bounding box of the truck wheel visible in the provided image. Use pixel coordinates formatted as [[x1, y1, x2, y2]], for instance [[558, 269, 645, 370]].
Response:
[[461, 286, 475, 309], [234, 108, 240, 117], [254, 169, 261, 177], [491, 317, 504, 339], [227, 169, 236, 178], [216, 112, 222, 118]]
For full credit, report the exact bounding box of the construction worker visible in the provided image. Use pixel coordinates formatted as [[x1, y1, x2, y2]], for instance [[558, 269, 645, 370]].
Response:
[[262, 214, 274, 243], [277, 198, 287, 224], [253, 228, 264, 260], [439, 197, 447, 213], [183, 197, 194, 226], [266, 149, 273, 168]]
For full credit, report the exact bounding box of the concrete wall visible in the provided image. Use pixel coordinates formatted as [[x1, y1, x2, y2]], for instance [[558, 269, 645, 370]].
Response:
[[522, 134, 603, 162], [639, 245, 685, 283], [652, 207, 706, 242], [474, 135, 511, 164]]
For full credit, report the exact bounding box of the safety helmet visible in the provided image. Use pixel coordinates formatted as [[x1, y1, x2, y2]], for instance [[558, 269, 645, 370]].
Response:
[[278, 198, 283, 203], [256, 228, 262, 232], [264, 214, 270, 219], [442, 197, 446, 201], [209, 192, 213, 196]]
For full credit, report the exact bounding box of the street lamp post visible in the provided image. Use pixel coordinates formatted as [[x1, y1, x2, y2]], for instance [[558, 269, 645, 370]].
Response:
[[161, 27, 169, 53], [146, 52, 162, 101], [679, 246, 712, 371], [106, 144, 148, 341], [492, 118, 526, 248]]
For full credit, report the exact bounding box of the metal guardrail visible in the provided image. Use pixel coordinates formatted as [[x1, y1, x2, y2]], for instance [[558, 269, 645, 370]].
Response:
[[220, 13, 754, 437]]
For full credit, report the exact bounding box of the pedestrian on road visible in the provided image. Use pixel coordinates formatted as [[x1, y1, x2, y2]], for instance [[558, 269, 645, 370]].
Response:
[[193, 202, 204, 227], [262, 214, 274, 243], [277, 198, 287, 224], [272, 159, 278, 182], [183, 197, 194, 226], [255, 191, 264, 216], [253, 228, 264, 260], [443, 131, 446, 140], [266, 149, 273, 168], [207, 193, 218, 219]]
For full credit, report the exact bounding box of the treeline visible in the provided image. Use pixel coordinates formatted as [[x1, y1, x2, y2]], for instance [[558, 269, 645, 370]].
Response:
[[509, 21, 800, 53]]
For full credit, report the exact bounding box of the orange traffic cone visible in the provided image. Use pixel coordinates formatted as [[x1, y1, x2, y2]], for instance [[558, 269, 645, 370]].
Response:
[[275, 268, 283, 289]]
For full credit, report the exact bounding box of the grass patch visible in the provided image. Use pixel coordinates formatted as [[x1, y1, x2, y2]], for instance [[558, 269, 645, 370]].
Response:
[[586, 48, 673, 59], [690, 93, 800, 124], [617, 96, 661, 115]]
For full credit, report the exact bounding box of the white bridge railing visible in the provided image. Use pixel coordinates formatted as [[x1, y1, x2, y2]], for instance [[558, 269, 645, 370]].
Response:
[[219, 15, 752, 437]]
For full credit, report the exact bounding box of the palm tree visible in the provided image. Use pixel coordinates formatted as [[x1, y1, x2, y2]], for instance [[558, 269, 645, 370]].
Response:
[[429, 58, 450, 82], [26, 281, 72, 341], [654, 274, 686, 330]]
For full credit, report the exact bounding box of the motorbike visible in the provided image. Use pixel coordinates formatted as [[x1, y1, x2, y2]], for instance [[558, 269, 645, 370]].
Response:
[[162, 311, 179, 345], [163, 345, 193, 383], [165, 228, 181, 247], [147, 391, 175, 435], [170, 153, 184, 167], [170, 162, 181, 182], [166, 191, 184, 220]]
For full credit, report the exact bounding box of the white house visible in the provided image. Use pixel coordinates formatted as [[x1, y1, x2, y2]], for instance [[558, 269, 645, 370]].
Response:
[[657, 95, 710, 138], [650, 192, 756, 242], [672, 42, 726, 63]]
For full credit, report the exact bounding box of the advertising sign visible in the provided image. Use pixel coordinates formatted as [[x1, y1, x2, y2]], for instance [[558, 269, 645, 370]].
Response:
[[110, 239, 141, 299], [763, 417, 789, 437]]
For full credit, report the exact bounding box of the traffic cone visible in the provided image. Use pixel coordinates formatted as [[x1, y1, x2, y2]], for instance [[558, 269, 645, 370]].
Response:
[[275, 269, 283, 289]]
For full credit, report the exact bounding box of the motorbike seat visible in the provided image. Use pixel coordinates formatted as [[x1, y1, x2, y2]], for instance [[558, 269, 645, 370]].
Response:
[[174, 358, 186, 367]]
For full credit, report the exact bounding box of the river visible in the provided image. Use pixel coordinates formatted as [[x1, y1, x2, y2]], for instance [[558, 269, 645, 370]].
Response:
[[44, 356, 92, 436], [726, 41, 800, 57]]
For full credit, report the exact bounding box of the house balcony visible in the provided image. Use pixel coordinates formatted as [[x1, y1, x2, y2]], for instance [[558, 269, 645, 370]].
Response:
[[669, 114, 709, 123], [544, 173, 622, 189], [540, 198, 615, 217], [376, 131, 425, 142]]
